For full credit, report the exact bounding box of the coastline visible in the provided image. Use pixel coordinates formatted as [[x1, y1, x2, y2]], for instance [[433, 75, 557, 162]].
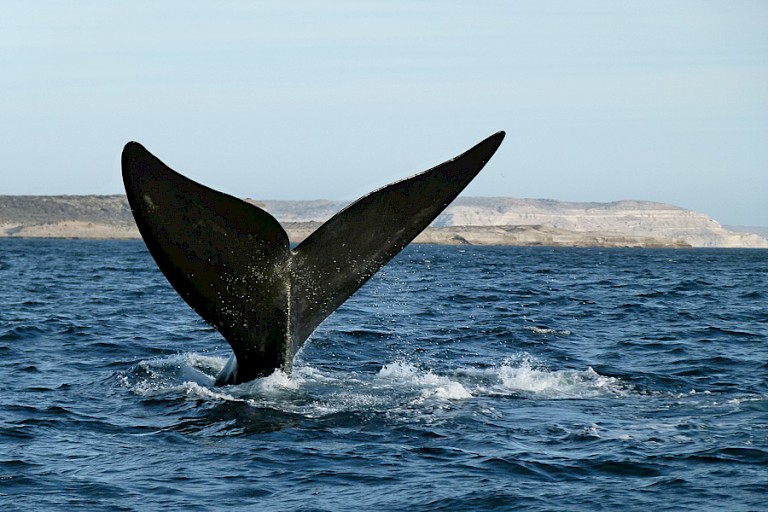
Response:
[[1, 195, 766, 248], [0, 221, 693, 248]]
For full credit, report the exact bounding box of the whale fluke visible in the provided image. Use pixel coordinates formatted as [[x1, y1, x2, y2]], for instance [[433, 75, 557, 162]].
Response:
[[122, 132, 505, 384]]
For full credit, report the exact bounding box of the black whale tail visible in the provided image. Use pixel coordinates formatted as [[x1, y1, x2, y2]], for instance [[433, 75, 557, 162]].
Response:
[[122, 132, 505, 384]]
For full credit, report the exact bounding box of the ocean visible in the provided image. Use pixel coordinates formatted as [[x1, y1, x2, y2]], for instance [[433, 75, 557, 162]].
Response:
[[1, 239, 766, 511]]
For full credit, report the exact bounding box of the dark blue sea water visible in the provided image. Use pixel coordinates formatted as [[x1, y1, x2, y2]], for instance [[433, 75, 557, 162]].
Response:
[[1, 239, 766, 511]]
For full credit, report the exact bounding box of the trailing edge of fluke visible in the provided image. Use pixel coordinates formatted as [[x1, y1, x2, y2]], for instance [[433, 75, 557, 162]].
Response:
[[122, 131, 505, 384]]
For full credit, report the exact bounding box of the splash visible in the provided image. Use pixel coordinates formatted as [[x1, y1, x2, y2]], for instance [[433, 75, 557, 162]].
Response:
[[118, 352, 221, 396], [492, 355, 627, 399], [378, 361, 473, 400], [241, 369, 302, 394], [119, 352, 629, 422]]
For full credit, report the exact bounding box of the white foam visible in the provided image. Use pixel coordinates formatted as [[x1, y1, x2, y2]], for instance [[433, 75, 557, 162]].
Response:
[[180, 381, 238, 402], [121, 352, 224, 397], [493, 356, 625, 399], [239, 369, 302, 396], [525, 326, 571, 336], [378, 360, 421, 380], [431, 380, 473, 400], [378, 361, 472, 401], [121, 351, 630, 424]]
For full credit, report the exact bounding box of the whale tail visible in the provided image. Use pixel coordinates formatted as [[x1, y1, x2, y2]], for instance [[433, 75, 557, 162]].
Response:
[[122, 132, 505, 384]]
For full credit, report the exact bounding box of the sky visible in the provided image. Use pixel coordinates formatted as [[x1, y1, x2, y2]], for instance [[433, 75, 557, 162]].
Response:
[[1, 1, 767, 226]]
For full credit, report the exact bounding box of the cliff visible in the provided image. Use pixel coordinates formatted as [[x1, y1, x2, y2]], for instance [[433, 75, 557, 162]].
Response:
[[434, 198, 768, 248], [255, 197, 767, 248], [1, 195, 766, 248]]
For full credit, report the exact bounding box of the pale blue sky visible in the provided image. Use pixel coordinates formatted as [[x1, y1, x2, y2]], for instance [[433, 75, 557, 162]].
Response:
[[1, 1, 766, 225]]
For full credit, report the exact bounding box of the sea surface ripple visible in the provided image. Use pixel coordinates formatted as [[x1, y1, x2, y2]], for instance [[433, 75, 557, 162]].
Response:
[[1, 240, 766, 511]]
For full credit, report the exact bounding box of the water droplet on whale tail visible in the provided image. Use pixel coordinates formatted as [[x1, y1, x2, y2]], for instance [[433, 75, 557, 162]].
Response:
[[122, 131, 505, 385]]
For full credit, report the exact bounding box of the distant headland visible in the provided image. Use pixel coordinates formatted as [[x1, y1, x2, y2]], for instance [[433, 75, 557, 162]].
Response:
[[1, 195, 766, 248]]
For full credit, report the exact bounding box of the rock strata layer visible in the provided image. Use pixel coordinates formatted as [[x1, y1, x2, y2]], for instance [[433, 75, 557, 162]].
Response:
[[1, 195, 766, 248]]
